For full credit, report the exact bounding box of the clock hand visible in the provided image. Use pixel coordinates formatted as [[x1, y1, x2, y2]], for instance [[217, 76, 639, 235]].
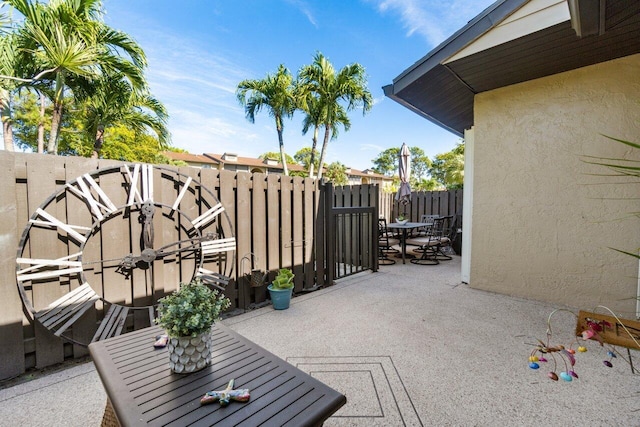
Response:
[[154, 233, 216, 259], [114, 249, 157, 277], [141, 201, 155, 250], [83, 234, 216, 271]]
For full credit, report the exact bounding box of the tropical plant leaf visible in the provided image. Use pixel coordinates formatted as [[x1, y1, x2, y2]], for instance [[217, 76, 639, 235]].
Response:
[[608, 247, 640, 260]]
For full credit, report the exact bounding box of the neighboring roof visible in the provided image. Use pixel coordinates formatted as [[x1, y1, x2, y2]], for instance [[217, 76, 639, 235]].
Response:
[[384, 0, 640, 136], [165, 151, 392, 181], [203, 153, 307, 172], [163, 151, 220, 166], [346, 168, 392, 181]]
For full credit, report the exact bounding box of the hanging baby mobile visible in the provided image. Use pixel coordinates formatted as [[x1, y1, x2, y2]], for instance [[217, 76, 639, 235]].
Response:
[[528, 306, 640, 382]]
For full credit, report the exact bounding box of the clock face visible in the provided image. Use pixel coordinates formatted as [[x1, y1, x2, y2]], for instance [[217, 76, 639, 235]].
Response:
[[16, 164, 235, 343]]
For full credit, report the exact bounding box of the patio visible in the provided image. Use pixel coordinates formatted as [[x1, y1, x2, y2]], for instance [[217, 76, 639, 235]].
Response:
[[1, 256, 638, 426]]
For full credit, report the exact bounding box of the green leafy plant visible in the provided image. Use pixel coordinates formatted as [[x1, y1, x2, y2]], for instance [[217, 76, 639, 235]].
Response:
[[155, 279, 231, 337], [271, 268, 295, 290], [584, 135, 640, 260]]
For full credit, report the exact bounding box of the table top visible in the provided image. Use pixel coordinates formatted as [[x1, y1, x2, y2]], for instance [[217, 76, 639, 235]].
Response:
[[89, 323, 346, 427], [386, 221, 429, 229]]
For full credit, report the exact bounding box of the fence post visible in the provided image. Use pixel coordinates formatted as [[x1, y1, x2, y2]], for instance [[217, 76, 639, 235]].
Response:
[[373, 185, 380, 272], [323, 181, 335, 286]]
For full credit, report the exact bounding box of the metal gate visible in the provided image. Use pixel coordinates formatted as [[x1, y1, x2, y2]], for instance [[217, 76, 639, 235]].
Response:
[[323, 183, 379, 284]]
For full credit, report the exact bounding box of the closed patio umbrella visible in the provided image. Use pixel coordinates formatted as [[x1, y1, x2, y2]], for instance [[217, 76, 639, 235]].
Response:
[[395, 143, 411, 211]]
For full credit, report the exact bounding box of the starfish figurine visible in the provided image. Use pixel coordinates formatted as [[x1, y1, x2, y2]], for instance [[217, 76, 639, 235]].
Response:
[[153, 334, 168, 348], [200, 379, 250, 406]]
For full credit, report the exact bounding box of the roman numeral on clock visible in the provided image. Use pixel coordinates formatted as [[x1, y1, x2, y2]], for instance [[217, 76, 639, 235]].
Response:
[[192, 203, 225, 229], [201, 237, 236, 255], [171, 176, 193, 211], [16, 252, 83, 282], [66, 174, 117, 221], [29, 208, 91, 244], [124, 164, 154, 205]]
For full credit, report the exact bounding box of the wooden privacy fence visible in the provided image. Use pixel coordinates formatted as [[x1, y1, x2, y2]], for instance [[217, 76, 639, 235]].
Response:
[[0, 152, 383, 380], [379, 189, 463, 222]]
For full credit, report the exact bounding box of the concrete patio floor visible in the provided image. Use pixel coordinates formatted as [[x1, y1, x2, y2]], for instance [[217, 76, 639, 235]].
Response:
[[1, 256, 638, 426]]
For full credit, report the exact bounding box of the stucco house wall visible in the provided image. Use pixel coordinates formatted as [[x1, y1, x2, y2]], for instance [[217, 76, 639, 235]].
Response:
[[470, 53, 640, 314]]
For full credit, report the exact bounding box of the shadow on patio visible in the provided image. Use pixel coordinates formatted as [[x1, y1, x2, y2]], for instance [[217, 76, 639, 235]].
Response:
[[1, 256, 638, 426]]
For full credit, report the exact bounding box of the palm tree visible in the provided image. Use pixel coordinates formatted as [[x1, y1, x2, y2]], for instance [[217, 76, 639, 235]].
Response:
[[298, 93, 322, 177], [3, 0, 147, 154], [0, 32, 19, 151], [297, 52, 373, 180], [298, 83, 351, 178], [79, 73, 169, 158], [0, 27, 34, 151], [236, 64, 296, 176]]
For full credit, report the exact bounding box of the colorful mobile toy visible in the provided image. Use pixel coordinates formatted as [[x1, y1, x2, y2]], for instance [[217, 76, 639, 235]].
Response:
[[528, 307, 639, 382]]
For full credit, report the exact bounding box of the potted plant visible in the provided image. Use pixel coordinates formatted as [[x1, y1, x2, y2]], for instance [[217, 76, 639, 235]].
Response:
[[267, 268, 294, 310], [155, 278, 231, 373]]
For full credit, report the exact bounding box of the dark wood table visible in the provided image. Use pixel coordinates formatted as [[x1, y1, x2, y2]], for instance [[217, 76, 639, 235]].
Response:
[[89, 323, 346, 426]]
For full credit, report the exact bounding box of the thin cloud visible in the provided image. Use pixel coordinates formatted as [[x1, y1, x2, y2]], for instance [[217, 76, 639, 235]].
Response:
[[142, 31, 248, 94], [284, 0, 318, 28], [114, 25, 267, 152], [360, 143, 386, 152], [372, 95, 386, 106], [168, 108, 270, 156], [371, 0, 444, 45], [368, 0, 494, 46]]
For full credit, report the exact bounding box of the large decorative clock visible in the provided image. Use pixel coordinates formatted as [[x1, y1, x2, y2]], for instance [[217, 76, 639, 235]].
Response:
[[16, 164, 235, 345]]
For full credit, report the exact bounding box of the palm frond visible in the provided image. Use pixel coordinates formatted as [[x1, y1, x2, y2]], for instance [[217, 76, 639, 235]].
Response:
[[602, 134, 640, 150], [608, 247, 640, 260]]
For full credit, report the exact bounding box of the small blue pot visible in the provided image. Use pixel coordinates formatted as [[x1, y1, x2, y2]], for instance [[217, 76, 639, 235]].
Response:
[[267, 285, 293, 310]]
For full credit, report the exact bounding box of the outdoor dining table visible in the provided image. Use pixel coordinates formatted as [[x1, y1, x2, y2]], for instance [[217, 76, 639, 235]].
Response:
[[88, 323, 346, 426], [386, 222, 431, 264]]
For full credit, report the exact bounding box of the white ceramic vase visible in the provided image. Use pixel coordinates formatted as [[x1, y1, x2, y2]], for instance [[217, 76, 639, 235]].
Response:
[[168, 330, 212, 374]]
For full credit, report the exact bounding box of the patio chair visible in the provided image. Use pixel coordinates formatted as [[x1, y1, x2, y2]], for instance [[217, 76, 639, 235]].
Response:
[[435, 215, 454, 260], [405, 221, 440, 265], [407, 216, 455, 264], [416, 214, 440, 236], [408, 214, 443, 252], [378, 218, 400, 265]]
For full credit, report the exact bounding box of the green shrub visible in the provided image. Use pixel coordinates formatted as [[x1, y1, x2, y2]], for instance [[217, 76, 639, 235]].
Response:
[[155, 279, 231, 337]]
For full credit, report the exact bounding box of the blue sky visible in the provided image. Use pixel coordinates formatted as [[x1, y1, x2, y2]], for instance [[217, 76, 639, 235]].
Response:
[[104, 0, 495, 171]]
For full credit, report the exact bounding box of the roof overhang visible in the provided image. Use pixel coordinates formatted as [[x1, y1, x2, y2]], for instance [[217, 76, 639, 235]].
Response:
[[384, 0, 640, 137]]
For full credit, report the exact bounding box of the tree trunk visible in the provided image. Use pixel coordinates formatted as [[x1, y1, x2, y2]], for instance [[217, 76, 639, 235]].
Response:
[[37, 92, 45, 154], [47, 101, 63, 154], [91, 124, 105, 159], [276, 117, 288, 176], [1, 89, 14, 151], [308, 127, 319, 178], [315, 125, 331, 181]]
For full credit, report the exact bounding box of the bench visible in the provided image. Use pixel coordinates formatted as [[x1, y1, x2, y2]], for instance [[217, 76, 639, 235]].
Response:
[[92, 303, 155, 343], [35, 283, 100, 337], [32, 282, 156, 345], [32, 274, 230, 346]]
